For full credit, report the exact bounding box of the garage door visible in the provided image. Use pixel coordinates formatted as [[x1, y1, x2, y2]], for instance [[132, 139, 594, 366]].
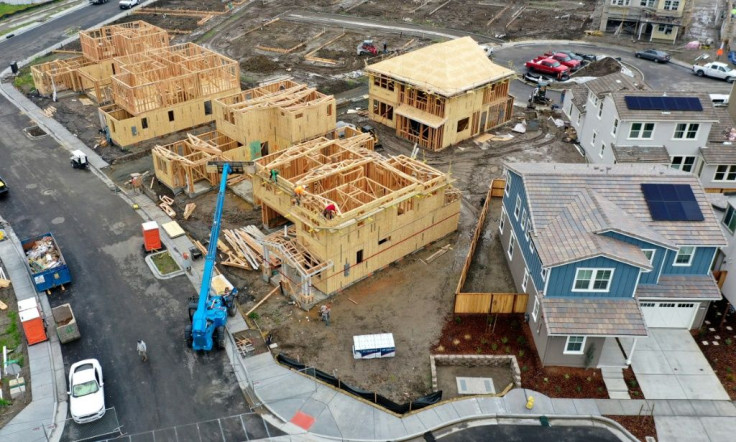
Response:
[[640, 302, 697, 328]]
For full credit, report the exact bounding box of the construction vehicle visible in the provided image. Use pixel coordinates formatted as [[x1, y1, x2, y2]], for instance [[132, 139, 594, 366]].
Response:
[[528, 81, 552, 108], [70, 150, 88, 169], [185, 161, 245, 351], [357, 39, 378, 56], [336, 121, 382, 149]]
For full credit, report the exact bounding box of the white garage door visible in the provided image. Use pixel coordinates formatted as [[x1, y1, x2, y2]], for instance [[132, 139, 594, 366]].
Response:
[[640, 302, 697, 328]]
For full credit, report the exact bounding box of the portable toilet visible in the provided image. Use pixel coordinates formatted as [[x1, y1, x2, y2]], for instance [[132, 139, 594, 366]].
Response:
[[142, 221, 162, 252], [18, 298, 48, 345]]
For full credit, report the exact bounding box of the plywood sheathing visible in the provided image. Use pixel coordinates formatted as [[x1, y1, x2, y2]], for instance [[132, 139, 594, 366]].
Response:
[[152, 130, 247, 194], [252, 131, 462, 297], [214, 79, 336, 159], [79, 21, 170, 63], [31, 56, 94, 96]]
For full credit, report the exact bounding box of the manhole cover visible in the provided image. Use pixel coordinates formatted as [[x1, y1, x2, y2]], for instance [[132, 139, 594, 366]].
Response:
[[24, 126, 47, 139]]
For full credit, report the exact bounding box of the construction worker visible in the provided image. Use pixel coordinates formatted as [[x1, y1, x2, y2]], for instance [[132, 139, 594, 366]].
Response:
[[294, 185, 305, 206], [269, 169, 279, 183], [137, 339, 148, 362], [323, 203, 336, 219]]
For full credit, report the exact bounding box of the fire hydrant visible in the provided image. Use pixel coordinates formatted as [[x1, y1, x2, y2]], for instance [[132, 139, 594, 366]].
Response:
[[526, 396, 535, 410]]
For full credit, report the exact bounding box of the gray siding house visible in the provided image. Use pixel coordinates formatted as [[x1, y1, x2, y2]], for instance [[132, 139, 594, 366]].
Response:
[[500, 163, 726, 368]]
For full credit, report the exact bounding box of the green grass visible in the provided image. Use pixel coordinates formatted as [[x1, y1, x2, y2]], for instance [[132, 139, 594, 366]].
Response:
[[0, 3, 35, 17], [13, 54, 63, 92], [0, 311, 22, 358], [0, 22, 28, 37], [151, 251, 180, 275]]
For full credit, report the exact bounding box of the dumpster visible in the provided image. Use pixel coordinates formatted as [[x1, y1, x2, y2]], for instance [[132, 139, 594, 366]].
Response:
[[18, 298, 48, 345], [52, 303, 80, 343], [21, 232, 71, 293]]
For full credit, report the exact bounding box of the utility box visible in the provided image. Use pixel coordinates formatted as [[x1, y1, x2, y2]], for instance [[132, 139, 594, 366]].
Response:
[[352, 333, 395, 359], [18, 298, 48, 346], [52, 303, 80, 343], [142, 221, 162, 252]]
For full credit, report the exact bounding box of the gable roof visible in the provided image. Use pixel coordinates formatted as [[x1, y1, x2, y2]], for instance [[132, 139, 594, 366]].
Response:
[[611, 91, 718, 122], [612, 145, 670, 164], [542, 298, 648, 337], [585, 72, 644, 97], [506, 163, 727, 268], [365, 36, 515, 97]]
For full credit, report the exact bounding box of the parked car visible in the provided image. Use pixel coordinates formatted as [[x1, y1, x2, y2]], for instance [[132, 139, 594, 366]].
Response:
[[525, 57, 570, 80], [0, 176, 7, 197], [555, 50, 597, 64], [68, 359, 106, 424], [544, 52, 582, 71], [119, 0, 139, 9], [89, 0, 109, 4], [523, 71, 555, 85], [635, 49, 671, 63], [692, 61, 736, 82]]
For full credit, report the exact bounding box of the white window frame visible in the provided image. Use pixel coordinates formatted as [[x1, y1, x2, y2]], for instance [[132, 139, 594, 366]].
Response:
[[508, 233, 516, 259], [599, 143, 605, 158], [673, 123, 699, 140], [612, 118, 618, 135], [598, 101, 603, 118], [572, 268, 614, 292], [505, 177, 511, 196], [591, 130, 597, 146], [521, 209, 528, 231], [524, 218, 531, 241], [663, 0, 679, 11], [640, 0, 655, 6], [541, 268, 547, 281], [629, 122, 655, 140], [564, 336, 586, 355], [514, 196, 521, 219], [532, 297, 540, 321], [724, 205, 736, 234], [499, 208, 506, 233], [671, 156, 696, 172], [577, 111, 581, 125], [674, 246, 695, 266], [642, 249, 655, 272], [714, 165, 736, 182], [522, 268, 529, 291]]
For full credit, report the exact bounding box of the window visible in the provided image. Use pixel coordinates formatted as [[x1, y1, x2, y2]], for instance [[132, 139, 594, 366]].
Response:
[[673, 123, 699, 139], [327, 104, 332, 116], [524, 218, 531, 241], [372, 100, 394, 120], [598, 101, 603, 118], [663, 0, 679, 10], [629, 122, 654, 139], [378, 237, 390, 245], [591, 131, 597, 146], [204, 100, 212, 116], [168, 110, 175, 122], [522, 268, 529, 291], [640, 0, 655, 6], [573, 268, 613, 292], [521, 209, 528, 230], [505, 177, 511, 196], [577, 111, 581, 125], [373, 74, 395, 91], [499, 210, 506, 233], [532, 297, 540, 321], [514, 196, 521, 219], [541, 268, 547, 281], [356, 249, 364, 264], [610, 0, 630, 5], [141, 118, 148, 129], [714, 165, 736, 181], [508, 234, 516, 259], [657, 24, 674, 34], [724, 205, 736, 233], [457, 117, 469, 132], [670, 156, 695, 172], [642, 249, 655, 272], [674, 246, 695, 266], [600, 143, 605, 158], [564, 336, 586, 355], [612, 119, 618, 135]]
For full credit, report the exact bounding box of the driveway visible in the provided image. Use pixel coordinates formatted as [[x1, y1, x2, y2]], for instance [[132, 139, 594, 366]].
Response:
[[631, 329, 729, 400]]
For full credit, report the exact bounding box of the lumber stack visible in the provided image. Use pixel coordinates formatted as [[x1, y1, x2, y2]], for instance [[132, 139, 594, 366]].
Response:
[[159, 195, 176, 218], [220, 226, 280, 271]]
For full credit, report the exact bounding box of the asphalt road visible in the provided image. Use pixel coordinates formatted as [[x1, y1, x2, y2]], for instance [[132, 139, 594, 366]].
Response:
[[431, 423, 621, 441]]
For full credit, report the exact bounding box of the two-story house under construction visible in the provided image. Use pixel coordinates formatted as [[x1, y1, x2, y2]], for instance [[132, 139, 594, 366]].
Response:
[[500, 163, 726, 367], [599, 0, 689, 43], [365, 36, 515, 151]]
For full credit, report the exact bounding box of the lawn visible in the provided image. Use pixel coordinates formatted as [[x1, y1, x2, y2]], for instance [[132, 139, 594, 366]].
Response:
[[0, 3, 35, 18]]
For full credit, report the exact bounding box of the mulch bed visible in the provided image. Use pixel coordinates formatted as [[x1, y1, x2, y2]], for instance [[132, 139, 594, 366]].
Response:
[[432, 314, 608, 399], [622, 367, 644, 399], [694, 298, 736, 399], [606, 415, 657, 441]]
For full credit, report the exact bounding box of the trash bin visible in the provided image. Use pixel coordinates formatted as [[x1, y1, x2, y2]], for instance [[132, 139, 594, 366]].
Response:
[[10, 62, 18, 74]]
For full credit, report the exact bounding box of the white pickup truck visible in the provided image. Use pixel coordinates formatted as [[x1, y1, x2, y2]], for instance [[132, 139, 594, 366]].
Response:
[[692, 62, 736, 83], [119, 0, 139, 9]]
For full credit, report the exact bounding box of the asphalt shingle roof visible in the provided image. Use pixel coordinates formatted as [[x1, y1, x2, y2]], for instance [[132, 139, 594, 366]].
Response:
[[612, 145, 670, 163], [700, 143, 736, 164], [636, 275, 722, 300], [708, 107, 736, 143], [612, 91, 718, 122], [585, 72, 644, 97], [507, 163, 727, 268], [569, 84, 588, 110], [542, 298, 648, 336]]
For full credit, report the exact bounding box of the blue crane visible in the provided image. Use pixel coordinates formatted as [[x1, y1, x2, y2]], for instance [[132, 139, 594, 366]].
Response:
[[186, 161, 245, 351]]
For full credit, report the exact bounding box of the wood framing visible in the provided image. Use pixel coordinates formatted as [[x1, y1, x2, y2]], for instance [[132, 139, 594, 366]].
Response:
[[214, 80, 336, 160], [100, 43, 240, 147], [79, 21, 169, 63], [152, 130, 248, 195], [365, 36, 516, 151], [252, 132, 461, 303]]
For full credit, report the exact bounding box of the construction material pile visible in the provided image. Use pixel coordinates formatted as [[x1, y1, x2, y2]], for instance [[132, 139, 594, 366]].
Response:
[[220, 226, 280, 271], [25, 236, 64, 272]]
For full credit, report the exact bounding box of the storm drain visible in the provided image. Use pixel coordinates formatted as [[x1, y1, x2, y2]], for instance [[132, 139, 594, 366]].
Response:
[[23, 125, 47, 139]]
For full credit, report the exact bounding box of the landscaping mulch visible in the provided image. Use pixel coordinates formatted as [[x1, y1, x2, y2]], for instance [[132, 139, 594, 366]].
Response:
[[622, 367, 644, 399], [432, 314, 608, 399], [606, 415, 657, 441], [694, 298, 736, 399]]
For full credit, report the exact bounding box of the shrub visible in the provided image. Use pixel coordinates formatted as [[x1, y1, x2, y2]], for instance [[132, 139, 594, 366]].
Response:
[[476, 347, 482, 354], [518, 350, 525, 357], [522, 365, 529, 372], [516, 335, 527, 345], [248, 312, 260, 320], [575, 385, 582, 393], [564, 373, 570, 380], [491, 342, 498, 351], [628, 379, 638, 388], [727, 338, 733, 346], [454, 316, 462, 324], [543, 377, 549, 383], [586, 377, 592, 383], [501, 336, 509, 344], [597, 387, 604, 394], [480, 338, 489, 346], [632, 391, 640, 397], [505, 346, 511, 353], [727, 366, 733, 374], [726, 373, 735, 382], [555, 386, 562, 393]]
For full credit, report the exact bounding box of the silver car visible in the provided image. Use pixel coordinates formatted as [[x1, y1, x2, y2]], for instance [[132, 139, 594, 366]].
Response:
[[635, 49, 671, 63]]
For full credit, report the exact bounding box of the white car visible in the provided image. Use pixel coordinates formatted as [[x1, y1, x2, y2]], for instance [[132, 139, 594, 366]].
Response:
[[68, 359, 106, 424], [119, 0, 139, 9]]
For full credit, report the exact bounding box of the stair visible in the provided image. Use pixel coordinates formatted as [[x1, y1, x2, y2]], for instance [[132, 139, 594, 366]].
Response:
[[601, 367, 630, 399]]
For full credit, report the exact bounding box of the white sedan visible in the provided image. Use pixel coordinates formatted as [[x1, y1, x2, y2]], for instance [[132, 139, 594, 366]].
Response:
[[68, 359, 106, 424]]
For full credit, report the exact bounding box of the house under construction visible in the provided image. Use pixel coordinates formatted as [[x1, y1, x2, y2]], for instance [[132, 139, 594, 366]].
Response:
[[215, 80, 336, 160], [31, 21, 170, 103], [251, 131, 461, 306], [366, 36, 515, 151], [99, 43, 240, 147]]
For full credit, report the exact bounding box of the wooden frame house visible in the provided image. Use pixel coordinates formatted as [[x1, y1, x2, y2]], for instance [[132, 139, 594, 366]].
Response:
[[31, 21, 169, 103], [214, 80, 336, 160], [99, 43, 240, 147], [365, 36, 515, 151], [252, 132, 461, 306]]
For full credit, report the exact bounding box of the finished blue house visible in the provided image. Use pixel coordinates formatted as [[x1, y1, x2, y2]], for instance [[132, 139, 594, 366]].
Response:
[[499, 163, 727, 367]]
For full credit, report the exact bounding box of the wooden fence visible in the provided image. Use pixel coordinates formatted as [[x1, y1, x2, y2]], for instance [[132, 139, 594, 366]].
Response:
[[453, 178, 528, 314]]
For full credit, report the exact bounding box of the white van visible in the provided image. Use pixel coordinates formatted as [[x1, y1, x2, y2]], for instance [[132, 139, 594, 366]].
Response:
[[710, 93, 729, 107]]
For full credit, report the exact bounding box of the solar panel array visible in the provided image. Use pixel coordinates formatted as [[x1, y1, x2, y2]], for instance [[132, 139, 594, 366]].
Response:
[[624, 96, 703, 112], [640, 183, 704, 222]]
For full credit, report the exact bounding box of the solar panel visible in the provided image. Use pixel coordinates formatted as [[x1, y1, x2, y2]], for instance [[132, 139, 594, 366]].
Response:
[[624, 96, 703, 112], [640, 183, 704, 221]]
